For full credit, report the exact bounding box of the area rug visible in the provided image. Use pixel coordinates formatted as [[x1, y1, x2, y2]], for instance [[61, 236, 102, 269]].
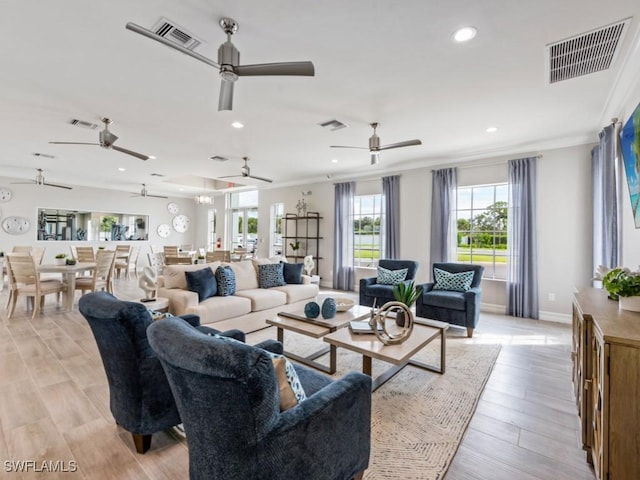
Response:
[[247, 327, 501, 480]]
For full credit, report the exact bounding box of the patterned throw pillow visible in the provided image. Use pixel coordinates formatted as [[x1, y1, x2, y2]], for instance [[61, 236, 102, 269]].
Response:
[[215, 266, 236, 296], [432, 268, 474, 292], [212, 334, 307, 411], [377, 266, 408, 285], [259, 263, 286, 288]]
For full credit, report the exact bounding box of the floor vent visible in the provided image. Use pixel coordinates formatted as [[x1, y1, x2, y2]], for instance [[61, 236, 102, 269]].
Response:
[[69, 119, 98, 129], [152, 17, 203, 50], [547, 18, 630, 83]]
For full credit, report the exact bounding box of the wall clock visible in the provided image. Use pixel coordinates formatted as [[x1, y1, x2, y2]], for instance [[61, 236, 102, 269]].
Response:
[[172, 214, 190, 233], [0, 187, 12, 202], [157, 224, 171, 238], [167, 202, 179, 215], [2, 216, 30, 235]]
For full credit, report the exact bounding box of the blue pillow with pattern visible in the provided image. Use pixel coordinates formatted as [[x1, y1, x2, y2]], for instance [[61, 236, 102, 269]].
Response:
[[432, 267, 474, 292], [215, 266, 236, 296], [259, 263, 286, 288], [377, 266, 408, 285]]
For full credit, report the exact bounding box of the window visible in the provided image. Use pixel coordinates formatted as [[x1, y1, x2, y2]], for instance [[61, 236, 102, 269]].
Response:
[[227, 190, 258, 252], [270, 203, 284, 256], [456, 184, 508, 279], [353, 194, 383, 268]]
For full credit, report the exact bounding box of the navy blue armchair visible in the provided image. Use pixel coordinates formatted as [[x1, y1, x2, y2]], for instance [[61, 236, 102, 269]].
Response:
[[147, 316, 372, 480], [78, 291, 244, 454], [415, 263, 484, 337], [359, 259, 419, 307]]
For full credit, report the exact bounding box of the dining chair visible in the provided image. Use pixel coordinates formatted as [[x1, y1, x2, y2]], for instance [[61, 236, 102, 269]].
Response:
[[30, 247, 46, 265], [74, 246, 95, 262], [75, 249, 116, 296], [163, 246, 179, 257], [6, 253, 66, 319], [205, 251, 230, 263], [232, 247, 249, 261], [12, 246, 32, 253], [147, 252, 165, 275], [164, 256, 192, 265], [114, 245, 131, 279], [115, 246, 139, 279], [150, 245, 163, 254]]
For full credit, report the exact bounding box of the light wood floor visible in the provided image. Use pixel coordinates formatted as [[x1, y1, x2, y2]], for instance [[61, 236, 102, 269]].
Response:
[[0, 277, 595, 479]]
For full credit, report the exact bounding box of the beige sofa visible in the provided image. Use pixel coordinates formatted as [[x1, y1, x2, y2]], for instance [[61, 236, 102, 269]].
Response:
[[157, 259, 319, 333]]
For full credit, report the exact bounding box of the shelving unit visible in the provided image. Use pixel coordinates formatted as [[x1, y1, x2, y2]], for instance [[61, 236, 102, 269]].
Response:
[[282, 212, 322, 274]]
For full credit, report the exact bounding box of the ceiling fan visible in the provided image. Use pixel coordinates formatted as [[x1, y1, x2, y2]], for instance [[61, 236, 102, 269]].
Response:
[[125, 17, 315, 111], [10, 168, 72, 190], [131, 184, 168, 199], [331, 122, 422, 165], [49, 117, 152, 161], [219, 157, 273, 183]]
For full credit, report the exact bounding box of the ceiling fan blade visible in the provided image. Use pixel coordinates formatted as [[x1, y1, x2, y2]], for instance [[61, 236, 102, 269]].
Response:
[[248, 174, 273, 183], [371, 152, 380, 165], [43, 182, 72, 190], [49, 142, 100, 146], [147, 193, 168, 199], [111, 145, 150, 161], [235, 61, 315, 77], [378, 139, 422, 151], [218, 174, 242, 179], [125, 22, 220, 69], [10, 181, 36, 185], [329, 145, 368, 150], [218, 80, 234, 111]]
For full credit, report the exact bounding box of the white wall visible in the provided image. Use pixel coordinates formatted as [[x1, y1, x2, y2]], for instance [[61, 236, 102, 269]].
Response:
[[0, 176, 199, 264]]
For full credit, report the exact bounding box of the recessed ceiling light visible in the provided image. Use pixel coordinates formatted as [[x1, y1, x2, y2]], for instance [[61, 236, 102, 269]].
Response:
[[331, 159, 339, 163], [485, 126, 498, 133], [453, 26, 477, 43], [231, 121, 244, 129], [118, 167, 126, 172]]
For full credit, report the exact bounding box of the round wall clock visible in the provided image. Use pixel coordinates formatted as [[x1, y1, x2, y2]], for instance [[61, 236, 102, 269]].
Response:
[[0, 187, 13, 202], [157, 224, 171, 238], [167, 202, 179, 215], [2, 216, 30, 235], [172, 214, 190, 233]]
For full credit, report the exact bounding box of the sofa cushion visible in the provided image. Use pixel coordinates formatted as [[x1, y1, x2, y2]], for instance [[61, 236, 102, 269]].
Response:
[[282, 262, 303, 284], [235, 289, 287, 311], [422, 290, 467, 310], [229, 260, 259, 291], [272, 283, 320, 304], [164, 262, 220, 290], [258, 263, 286, 288], [433, 267, 474, 292], [377, 266, 408, 285], [195, 295, 251, 321], [185, 267, 217, 301], [215, 266, 236, 296]]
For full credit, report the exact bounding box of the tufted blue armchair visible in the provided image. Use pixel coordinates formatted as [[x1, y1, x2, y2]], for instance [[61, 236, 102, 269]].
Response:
[[147, 316, 372, 480], [415, 263, 484, 337], [78, 291, 245, 454], [359, 259, 419, 307]]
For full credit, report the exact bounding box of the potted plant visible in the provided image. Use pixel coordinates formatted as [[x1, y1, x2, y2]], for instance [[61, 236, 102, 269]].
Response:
[[196, 255, 205, 264], [289, 240, 301, 255], [602, 267, 640, 312], [392, 281, 424, 326], [54, 253, 67, 265]]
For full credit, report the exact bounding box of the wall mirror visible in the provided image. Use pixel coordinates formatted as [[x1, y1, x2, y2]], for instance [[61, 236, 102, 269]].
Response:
[[37, 208, 149, 241]]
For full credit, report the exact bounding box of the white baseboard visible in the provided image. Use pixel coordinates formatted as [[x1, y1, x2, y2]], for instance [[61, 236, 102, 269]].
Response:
[[481, 303, 504, 314], [481, 303, 571, 324]]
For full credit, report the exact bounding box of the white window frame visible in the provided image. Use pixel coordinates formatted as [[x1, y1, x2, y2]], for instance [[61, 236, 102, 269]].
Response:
[[352, 193, 383, 268]]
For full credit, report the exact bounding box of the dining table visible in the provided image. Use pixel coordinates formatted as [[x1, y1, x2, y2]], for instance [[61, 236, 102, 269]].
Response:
[[38, 262, 96, 311]]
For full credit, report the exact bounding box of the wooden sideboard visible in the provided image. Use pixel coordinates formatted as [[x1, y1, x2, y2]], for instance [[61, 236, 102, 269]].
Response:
[[572, 288, 640, 480]]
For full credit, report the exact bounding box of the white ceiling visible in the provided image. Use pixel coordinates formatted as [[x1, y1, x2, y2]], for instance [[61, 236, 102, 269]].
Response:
[[2, 0, 640, 197]]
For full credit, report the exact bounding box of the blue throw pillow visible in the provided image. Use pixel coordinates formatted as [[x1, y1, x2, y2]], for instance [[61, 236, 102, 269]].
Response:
[[281, 261, 304, 284], [215, 266, 236, 296], [377, 266, 408, 285], [185, 267, 217, 302], [432, 267, 474, 292], [259, 263, 286, 288]]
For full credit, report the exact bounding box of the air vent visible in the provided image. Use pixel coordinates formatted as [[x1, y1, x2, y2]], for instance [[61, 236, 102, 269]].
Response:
[[547, 18, 630, 83], [152, 17, 203, 50], [210, 155, 229, 162], [150, 173, 165, 177], [32, 152, 55, 159], [319, 119, 348, 131], [69, 119, 98, 129]]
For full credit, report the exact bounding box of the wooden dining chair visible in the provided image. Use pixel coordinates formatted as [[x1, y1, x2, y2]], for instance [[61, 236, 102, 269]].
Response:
[[164, 246, 179, 257], [12, 246, 32, 253], [115, 246, 139, 279], [74, 246, 95, 262], [6, 253, 65, 319], [75, 250, 116, 296], [147, 252, 165, 275], [164, 256, 193, 265], [114, 245, 131, 279], [206, 251, 231, 263]]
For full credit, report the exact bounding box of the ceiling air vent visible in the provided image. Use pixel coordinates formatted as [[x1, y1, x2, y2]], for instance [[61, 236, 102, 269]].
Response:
[[69, 119, 98, 129], [319, 119, 348, 131], [547, 18, 630, 83], [152, 17, 203, 50], [150, 173, 165, 177], [210, 155, 229, 162]]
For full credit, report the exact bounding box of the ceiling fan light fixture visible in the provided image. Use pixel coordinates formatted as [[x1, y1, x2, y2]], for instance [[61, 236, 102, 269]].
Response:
[[194, 194, 213, 205], [371, 153, 380, 165], [453, 26, 477, 43]]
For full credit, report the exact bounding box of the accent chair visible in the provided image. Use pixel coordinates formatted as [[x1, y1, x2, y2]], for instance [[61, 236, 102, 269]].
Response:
[[415, 262, 484, 337], [359, 259, 419, 307]]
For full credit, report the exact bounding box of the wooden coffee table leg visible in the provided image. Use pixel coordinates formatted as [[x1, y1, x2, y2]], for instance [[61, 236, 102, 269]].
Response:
[[329, 344, 337, 374], [363, 355, 372, 376], [276, 327, 284, 344]]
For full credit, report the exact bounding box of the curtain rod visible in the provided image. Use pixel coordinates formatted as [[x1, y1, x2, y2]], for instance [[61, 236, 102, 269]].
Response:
[[430, 154, 543, 172], [332, 173, 401, 185]]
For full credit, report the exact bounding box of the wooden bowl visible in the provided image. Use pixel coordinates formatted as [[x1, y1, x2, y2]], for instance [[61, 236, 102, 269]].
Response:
[[335, 298, 355, 312]]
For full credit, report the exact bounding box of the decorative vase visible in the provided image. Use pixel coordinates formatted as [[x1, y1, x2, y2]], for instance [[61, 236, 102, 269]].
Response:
[[619, 295, 640, 312], [304, 301, 320, 319], [55, 258, 66, 265], [395, 310, 407, 327], [321, 298, 337, 319]]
